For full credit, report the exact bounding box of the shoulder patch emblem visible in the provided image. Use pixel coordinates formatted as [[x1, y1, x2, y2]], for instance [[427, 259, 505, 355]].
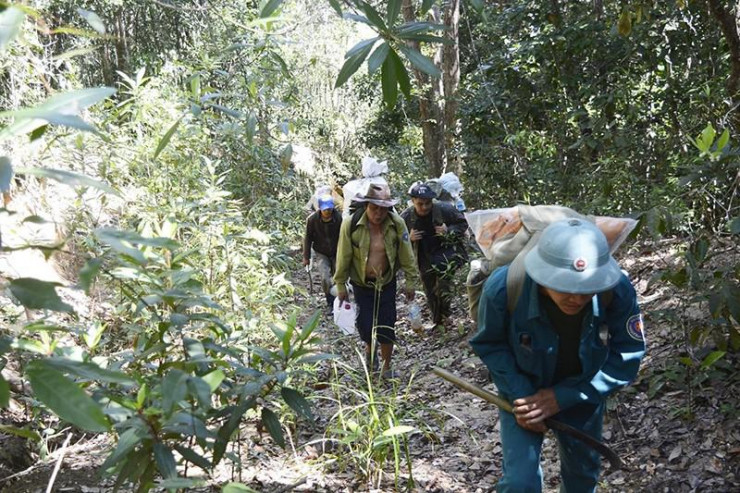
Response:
[[402, 232, 409, 242], [626, 314, 644, 341]]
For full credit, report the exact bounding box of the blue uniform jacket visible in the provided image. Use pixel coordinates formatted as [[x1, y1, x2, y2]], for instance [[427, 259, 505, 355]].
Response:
[[470, 266, 646, 412]]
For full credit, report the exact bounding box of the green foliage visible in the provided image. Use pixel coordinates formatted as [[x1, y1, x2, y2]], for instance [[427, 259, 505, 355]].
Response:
[[323, 355, 422, 490], [333, 1, 447, 107], [459, 1, 735, 221]]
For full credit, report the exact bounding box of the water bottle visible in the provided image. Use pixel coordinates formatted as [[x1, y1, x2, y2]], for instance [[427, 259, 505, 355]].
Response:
[[408, 303, 422, 330], [455, 197, 466, 212]]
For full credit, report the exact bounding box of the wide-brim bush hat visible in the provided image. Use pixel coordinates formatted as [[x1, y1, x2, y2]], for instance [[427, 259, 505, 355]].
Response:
[[317, 195, 334, 210], [408, 181, 437, 199], [354, 183, 398, 208], [524, 218, 622, 294]]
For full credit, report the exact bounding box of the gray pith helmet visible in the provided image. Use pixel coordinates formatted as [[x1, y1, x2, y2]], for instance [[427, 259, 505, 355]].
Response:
[[524, 218, 622, 294]]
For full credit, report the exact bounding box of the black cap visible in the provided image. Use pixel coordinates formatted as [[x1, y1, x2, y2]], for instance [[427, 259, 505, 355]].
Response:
[[409, 182, 437, 199]]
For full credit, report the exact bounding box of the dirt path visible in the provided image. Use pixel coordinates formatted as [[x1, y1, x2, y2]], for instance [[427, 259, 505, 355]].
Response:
[[2, 243, 738, 492], [271, 244, 740, 492]]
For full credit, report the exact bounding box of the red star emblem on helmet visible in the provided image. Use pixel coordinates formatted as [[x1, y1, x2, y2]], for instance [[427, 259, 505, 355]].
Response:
[[573, 257, 588, 271]]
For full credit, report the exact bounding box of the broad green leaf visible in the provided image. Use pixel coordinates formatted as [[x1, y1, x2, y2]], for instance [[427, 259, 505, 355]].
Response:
[[18, 167, 119, 196], [52, 47, 97, 61], [343, 13, 372, 27], [281, 387, 313, 421], [27, 365, 110, 432], [222, 483, 260, 493], [153, 443, 177, 480], [0, 7, 25, 53], [83, 321, 106, 350], [0, 375, 8, 408], [421, 0, 435, 13], [172, 444, 211, 471], [161, 370, 189, 415], [95, 228, 178, 262], [0, 156, 12, 192], [381, 53, 399, 107], [209, 104, 243, 119], [22, 215, 49, 224], [361, 2, 386, 31], [0, 87, 115, 140], [76, 8, 106, 34], [367, 42, 390, 75], [79, 257, 102, 294], [280, 144, 292, 168], [399, 45, 441, 77], [0, 424, 41, 441], [699, 124, 716, 151], [295, 352, 337, 364], [187, 377, 212, 409], [213, 397, 255, 465], [395, 21, 445, 35], [729, 217, 740, 234], [9, 278, 73, 312], [617, 8, 632, 36], [299, 311, 321, 341], [245, 113, 258, 142], [154, 116, 184, 160], [382, 425, 416, 437], [40, 358, 134, 384], [101, 428, 145, 471], [390, 49, 411, 97], [716, 128, 730, 151], [202, 369, 225, 392], [468, 0, 485, 13], [345, 37, 378, 59], [399, 34, 452, 45], [387, 0, 401, 26], [159, 478, 206, 488], [328, 0, 342, 16], [700, 351, 725, 369], [260, 0, 284, 18], [261, 407, 285, 448]]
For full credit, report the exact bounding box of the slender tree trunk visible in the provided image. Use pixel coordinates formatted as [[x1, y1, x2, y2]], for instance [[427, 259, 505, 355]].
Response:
[[706, 0, 740, 128], [443, 0, 461, 175], [402, 0, 446, 177]]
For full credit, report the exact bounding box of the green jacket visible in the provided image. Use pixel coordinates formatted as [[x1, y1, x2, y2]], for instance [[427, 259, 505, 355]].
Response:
[[333, 210, 420, 296]]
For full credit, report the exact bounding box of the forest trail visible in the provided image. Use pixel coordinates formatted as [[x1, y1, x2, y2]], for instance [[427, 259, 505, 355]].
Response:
[[2, 241, 738, 493], [275, 241, 740, 492]]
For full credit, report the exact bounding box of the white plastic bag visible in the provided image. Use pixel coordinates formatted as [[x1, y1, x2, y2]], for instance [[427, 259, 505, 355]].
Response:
[[408, 303, 422, 331], [341, 176, 388, 216], [361, 156, 388, 178], [333, 297, 357, 335]]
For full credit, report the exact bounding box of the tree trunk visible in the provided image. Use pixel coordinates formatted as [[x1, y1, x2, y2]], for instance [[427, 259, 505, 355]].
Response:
[[705, 0, 740, 128], [443, 0, 461, 175], [402, 0, 447, 177]]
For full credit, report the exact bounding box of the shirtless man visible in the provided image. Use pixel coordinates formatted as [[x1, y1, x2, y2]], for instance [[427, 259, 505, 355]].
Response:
[[334, 183, 420, 378]]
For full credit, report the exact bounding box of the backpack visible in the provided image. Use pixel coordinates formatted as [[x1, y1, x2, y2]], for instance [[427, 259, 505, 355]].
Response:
[[465, 204, 637, 325]]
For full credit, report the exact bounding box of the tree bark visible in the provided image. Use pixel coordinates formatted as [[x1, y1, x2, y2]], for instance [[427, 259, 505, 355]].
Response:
[[443, 0, 461, 175], [402, 0, 446, 177], [705, 0, 740, 125]]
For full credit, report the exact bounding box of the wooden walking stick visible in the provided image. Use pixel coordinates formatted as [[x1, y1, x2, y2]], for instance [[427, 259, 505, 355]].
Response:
[[432, 366, 626, 470]]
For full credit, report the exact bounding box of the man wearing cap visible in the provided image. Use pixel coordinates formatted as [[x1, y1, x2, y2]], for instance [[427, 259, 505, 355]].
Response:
[[334, 183, 420, 377], [470, 219, 646, 492], [303, 194, 342, 313], [401, 182, 469, 330]]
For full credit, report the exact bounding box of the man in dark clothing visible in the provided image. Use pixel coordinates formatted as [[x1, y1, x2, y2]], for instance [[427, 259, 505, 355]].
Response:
[[470, 219, 646, 492], [401, 182, 468, 329], [303, 195, 342, 312]]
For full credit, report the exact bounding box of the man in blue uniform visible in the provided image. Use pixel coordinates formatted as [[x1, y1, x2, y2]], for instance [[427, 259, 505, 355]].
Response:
[[470, 219, 646, 492]]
